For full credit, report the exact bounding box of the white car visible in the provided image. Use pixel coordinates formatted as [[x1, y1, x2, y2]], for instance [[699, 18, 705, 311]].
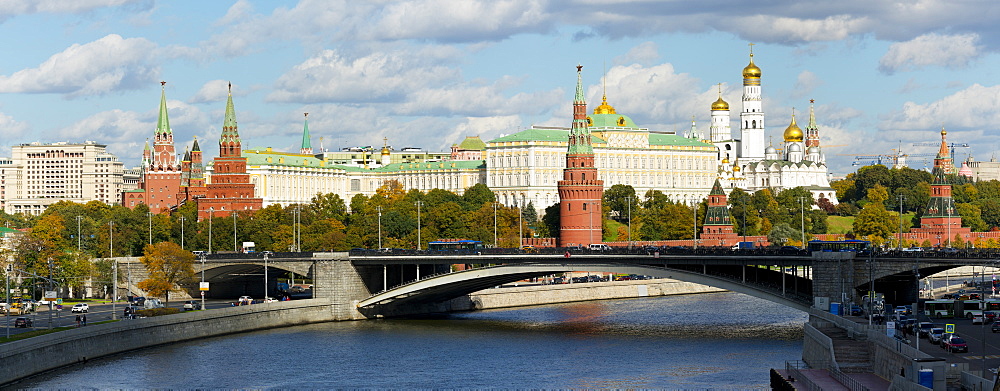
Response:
[[973, 315, 985, 325], [238, 296, 253, 305], [263, 297, 278, 303], [71, 303, 89, 313]]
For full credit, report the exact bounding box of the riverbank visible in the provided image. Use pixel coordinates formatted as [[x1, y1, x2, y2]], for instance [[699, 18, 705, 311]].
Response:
[[1, 278, 722, 386]]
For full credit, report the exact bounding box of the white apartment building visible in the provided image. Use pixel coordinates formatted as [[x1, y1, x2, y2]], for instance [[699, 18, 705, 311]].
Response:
[[1, 141, 125, 215]]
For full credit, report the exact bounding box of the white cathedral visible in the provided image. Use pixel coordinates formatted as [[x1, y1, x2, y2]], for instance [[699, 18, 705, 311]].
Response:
[[708, 48, 838, 204]]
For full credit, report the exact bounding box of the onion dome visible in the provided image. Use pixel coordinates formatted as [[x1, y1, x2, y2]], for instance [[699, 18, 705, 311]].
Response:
[[788, 143, 803, 153], [593, 95, 617, 115], [783, 113, 803, 142], [808, 146, 820, 154], [742, 56, 761, 79], [765, 145, 777, 155], [733, 165, 740, 172], [711, 96, 729, 111], [381, 146, 391, 156], [722, 157, 730, 164]]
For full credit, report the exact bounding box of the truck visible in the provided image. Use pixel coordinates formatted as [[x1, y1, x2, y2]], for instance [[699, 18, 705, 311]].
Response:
[[732, 241, 755, 250]]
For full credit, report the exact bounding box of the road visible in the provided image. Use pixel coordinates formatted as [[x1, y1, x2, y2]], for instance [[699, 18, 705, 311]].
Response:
[[1, 299, 238, 337]]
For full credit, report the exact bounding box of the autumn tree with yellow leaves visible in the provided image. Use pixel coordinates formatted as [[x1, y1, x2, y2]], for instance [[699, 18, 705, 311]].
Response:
[[138, 242, 195, 302]]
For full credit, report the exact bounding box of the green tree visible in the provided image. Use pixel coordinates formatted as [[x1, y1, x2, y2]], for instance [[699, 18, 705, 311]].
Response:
[[852, 203, 896, 243], [462, 183, 495, 210], [137, 242, 195, 302], [540, 203, 560, 238], [866, 184, 889, 205], [603, 184, 638, 222], [957, 203, 988, 232], [767, 223, 799, 246], [310, 192, 347, 222]]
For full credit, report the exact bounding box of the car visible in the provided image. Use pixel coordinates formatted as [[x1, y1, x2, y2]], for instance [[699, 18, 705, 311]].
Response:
[[778, 246, 801, 254], [520, 245, 537, 253], [942, 335, 968, 353], [14, 317, 32, 328], [850, 305, 863, 316], [973, 314, 985, 325], [928, 328, 946, 344], [183, 300, 201, 311], [263, 297, 278, 303], [71, 303, 89, 313], [238, 296, 253, 305], [992, 323, 1000, 333], [918, 322, 935, 338], [902, 246, 924, 252]]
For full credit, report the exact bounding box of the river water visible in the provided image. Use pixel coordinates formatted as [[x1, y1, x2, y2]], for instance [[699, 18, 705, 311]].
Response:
[[15, 292, 806, 389]]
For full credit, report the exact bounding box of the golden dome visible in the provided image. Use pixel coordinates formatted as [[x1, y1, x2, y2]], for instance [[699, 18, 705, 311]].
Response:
[[381, 146, 391, 155], [593, 95, 616, 115], [733, 165, 741, 172], [783, 114, 804, 143], [711, 96, 729, 111], [722, 157, 730, 164], [742, 54, 761, 79]]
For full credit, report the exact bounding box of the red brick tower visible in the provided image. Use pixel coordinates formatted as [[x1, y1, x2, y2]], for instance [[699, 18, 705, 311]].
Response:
[[177, 137, 208, 203], [911, 127, 968, 246], [558, 65, 604, 246], [702, 178, 739, 246], [196, 84, 262, 220], [133, 82, 181, 213]]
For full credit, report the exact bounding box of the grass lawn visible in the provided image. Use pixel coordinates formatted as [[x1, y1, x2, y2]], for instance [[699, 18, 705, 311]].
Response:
[[826, 213, 916, 235]]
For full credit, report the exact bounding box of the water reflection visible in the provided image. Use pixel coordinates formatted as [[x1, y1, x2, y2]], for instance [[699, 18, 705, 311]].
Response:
[[16, 292, 806, 389]]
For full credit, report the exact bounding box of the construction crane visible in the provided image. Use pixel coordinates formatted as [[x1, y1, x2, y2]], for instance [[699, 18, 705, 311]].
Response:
[[852, 154, 899, 167], [912, 141, 970, 162]]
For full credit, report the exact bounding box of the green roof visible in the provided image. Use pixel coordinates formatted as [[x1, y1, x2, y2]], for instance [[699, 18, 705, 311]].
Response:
[[241, 150, 484, 173], [456, 136, 486, 151], [245, 151, 325, 167], [371, 160, 486, 172], [647, 133, 714, 148], [588, 113, 639, 128], [0, 227, 20, 237], [489, 128, 572, 143]]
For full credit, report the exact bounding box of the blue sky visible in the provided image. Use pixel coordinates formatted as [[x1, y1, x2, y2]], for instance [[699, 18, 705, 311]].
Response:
[[1, 0, 999, 176]]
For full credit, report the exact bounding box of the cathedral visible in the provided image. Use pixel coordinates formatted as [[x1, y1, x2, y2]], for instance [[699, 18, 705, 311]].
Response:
[[711, 47, 838, 204]]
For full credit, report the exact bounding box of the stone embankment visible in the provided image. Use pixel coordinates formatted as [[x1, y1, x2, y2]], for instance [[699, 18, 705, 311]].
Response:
[[0, 278, 719, 386]]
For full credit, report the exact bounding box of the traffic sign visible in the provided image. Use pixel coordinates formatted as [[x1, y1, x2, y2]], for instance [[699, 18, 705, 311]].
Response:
[[946, 324, 955, 333], [199, 282, 209, 291]]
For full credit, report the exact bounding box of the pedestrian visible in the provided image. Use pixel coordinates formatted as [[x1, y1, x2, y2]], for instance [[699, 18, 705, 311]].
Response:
[[82, 314, 87, 326], [75, 315, 81, 327]]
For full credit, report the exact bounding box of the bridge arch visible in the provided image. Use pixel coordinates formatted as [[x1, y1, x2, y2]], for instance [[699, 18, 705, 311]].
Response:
[[357, 263, 812, 314]]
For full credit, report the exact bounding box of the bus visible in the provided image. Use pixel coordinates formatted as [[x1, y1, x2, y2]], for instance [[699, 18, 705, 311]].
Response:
[[427, 239, 484, 251], [959, 300, 984, 318], [924, 299, 955, 318], [807, 240, 872, 253]]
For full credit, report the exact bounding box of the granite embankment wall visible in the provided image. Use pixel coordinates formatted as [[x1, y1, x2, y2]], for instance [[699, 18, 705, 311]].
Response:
[[0, 279, 721, 386], [0, 299, 338, 386], [451, 279, 725, 310]]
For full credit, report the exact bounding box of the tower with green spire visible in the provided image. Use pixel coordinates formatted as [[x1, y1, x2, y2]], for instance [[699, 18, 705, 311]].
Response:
[[197, 83, 262, 220], [137, 81, 182, 214], [300, 113, 313, 154], [701, 178, 739, 245], [558, 65, 603, 246]]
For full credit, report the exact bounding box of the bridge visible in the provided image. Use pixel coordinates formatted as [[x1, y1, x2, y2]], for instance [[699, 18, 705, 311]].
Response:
[[114, 247, 1000, 319]]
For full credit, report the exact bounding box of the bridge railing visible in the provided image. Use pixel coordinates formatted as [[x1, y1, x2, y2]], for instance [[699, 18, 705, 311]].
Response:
[[348, 246, 812, 257]]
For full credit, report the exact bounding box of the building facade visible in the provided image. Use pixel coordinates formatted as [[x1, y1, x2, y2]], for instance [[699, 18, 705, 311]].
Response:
[[1, 141, 125, 215]]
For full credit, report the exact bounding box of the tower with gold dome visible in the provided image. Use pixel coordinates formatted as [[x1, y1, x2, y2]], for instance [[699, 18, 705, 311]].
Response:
[[739, 44, 766, 163]]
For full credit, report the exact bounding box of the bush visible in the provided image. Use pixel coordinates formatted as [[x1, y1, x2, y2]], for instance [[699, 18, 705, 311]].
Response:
[[135, 307, 181, 317]]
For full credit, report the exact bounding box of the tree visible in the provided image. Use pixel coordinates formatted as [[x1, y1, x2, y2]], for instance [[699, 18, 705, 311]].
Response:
[[767, 223, 799, 246], [866, 184, 889, 205], [957, 203, 988, 232], [540, 203, 560, 238], [310, 192, 347, 222], [522, 202, 539, 229], [462, 183, 495, 210], [852, 203, 896, 243], [603, 184, 637, 222], [137, 242, 195, 302]]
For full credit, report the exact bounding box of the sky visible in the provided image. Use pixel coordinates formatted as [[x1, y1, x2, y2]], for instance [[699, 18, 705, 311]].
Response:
[[1, 0, 999, 177]]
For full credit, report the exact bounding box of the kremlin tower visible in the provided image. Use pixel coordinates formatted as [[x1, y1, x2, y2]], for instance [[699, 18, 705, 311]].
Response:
[[701, 178, 738, 246], [908, 128, 968, 246], [558, 65, 604, 247], [739, 44, 765, 163], [196, 83, 262, 220], [125, 82, 181, 213]]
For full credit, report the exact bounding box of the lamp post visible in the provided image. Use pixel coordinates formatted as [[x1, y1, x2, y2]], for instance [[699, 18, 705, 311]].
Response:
[[493, 202, 499, 248], [110, 220, 116, 320], [741, 197, 747, 243], [898, 194, 906, 251], [179, 216, 185, 250], [518, 203, 523, 249], [147, 212, 152, 245], [798, 197, 806, 249], [200, 253, 206, 312], [415, 201, 424, 250], [263, 251, 269, 300], [208, 207, 214, 254], [587, 201, 595, 246], [76, 216, 82, 251], [232, 212, 237, 252], [692, 195, 698, 249], [376, 206, 383, 249], [5, 264, 11, 338], [627, 196, 633, 249]]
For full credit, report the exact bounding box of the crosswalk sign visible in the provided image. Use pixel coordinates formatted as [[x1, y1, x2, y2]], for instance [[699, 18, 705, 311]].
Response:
[[946, 324, 955, 334]]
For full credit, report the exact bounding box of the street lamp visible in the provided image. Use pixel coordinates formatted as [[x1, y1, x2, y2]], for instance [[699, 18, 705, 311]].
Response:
[[691, 195, 699, 249], [493, 202, 499, 247], [741, 197, 748, 243], [179, 216, 185, 250], [148, 211, 152, 245], [263, 251, 269, 300], [415, 201, 424, 250], [232, 212, 237, 252], [518, 203, 523, 249], [898, 194, 906, 251], [110, 220, 116, 320], [798, 197, 806, 249], [586, 201, 596, 246], [627, 196, 633, 248], [208, 207, 214, 254], [200, 253, 206, 312], [76, 216, 82, 251], [376, 206, 383, 249]]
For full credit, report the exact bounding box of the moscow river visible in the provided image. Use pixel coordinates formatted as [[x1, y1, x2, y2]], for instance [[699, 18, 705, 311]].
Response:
[[16, 292, 807, 389]]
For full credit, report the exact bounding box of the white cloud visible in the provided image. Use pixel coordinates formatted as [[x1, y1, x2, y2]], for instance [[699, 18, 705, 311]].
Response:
[[190, 80, 246, 104], [396, 77, 563, 117], [368, 0, 552, 42], [0, 0, 149, 22], [0, 34, 159, 97], [879, 33, 981, 74], [0, 111, 30, 139], [792, 70, 823, 99], [267, 49, 460, 104], [615, 42, 659, 66], [591, 62, 705, 127], [880, 84, 1000, 131]]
